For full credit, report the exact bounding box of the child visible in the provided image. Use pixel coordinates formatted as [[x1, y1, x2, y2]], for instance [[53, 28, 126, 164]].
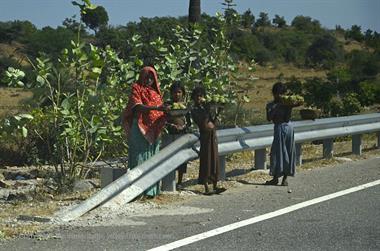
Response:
[[265, 82, 299, 186], [190, 86, 224, 195], [163, 82, 191, 187]]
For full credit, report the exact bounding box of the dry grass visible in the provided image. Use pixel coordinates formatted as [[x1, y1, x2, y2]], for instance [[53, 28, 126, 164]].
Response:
[[0, 87, 33, 118], [0, 201, 57, 239], [0, 42, 30, 67], [0, 189, 98, 239]]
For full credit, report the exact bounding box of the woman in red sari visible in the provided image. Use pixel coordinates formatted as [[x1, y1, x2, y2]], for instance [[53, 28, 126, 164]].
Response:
[[122, 66, 168, 197]]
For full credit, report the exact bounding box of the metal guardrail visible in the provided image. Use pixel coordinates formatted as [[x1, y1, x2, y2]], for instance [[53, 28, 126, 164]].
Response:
[[58, 113, 380, 221]]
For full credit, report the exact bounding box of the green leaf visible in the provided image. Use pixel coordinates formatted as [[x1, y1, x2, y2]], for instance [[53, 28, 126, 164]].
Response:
[[61, 98, 71, 110], [22, 127, 28, 138], [18, 114, 34, 120], [92, 67, 102, 74]]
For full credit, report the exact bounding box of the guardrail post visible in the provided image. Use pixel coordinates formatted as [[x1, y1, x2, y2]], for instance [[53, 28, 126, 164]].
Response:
[[254, 148, 266, 169], [100, 168, 127, 188], [219, 155, 226, 181], [161, 170, 176, 192], [352, 134, 362, 155], [377, 132, 380, 149], [323, 138, 334, 159], [295, 143, 302, 166]]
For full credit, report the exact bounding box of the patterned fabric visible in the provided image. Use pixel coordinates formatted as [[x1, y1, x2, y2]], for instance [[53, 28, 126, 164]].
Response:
[[123, 66, 166, 144]]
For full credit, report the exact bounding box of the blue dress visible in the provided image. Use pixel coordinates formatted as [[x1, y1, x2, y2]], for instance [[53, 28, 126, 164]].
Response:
[[266, 102, 296, 177], [128, 118, 160, 196]]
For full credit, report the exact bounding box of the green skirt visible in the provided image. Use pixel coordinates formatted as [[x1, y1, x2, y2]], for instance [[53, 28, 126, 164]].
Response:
[[128, 118, 160, 197]]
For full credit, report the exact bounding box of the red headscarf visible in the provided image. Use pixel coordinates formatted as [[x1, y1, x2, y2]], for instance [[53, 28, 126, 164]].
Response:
[[123, 66, 166, 144]]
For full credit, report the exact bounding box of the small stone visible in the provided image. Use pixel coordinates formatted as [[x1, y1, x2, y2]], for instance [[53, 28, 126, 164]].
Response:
[[288, 189, 292, 193]]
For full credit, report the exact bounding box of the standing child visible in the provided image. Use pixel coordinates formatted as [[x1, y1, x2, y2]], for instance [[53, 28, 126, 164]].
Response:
[[265, 82, 300, 186], [162, 82, 191, 187], [190, 86, 224, 195]]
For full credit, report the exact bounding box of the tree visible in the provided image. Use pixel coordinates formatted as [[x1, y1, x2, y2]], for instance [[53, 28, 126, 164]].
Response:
[[26, 26, 76, 58], [222, 0, 239, 26], [241, 9, 255, 29], [0, 20, 37, 43], [291, 15, 322, 33], [305, 34, 343, 69], [189, 0, 201, 23], [272, 14, 286, 28], [81, 5, 109, 32], [62, 15, 86, 34], [255, 12, 271, 28], [345, 25, 364, 42]]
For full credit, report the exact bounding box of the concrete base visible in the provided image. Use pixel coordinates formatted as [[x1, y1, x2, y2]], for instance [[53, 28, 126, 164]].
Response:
[[100, 168, 128, 188], [254, 148, 267, 169], [161, 171, 176, 192]]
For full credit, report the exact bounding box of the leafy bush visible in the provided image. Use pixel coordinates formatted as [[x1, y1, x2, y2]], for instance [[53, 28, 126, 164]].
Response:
[[306, 34, 343, 69], [341, 93, 361, 115]]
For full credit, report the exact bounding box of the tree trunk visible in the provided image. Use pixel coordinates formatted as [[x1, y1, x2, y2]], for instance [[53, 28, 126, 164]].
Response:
[[188, 0, 201, 23]]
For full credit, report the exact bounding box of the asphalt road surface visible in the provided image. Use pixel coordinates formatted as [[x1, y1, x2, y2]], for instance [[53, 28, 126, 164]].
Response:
[[1, 156, 379, 251]]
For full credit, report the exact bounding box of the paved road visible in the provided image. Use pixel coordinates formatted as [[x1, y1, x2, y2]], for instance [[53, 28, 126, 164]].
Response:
[[1, 156, 380, 251]]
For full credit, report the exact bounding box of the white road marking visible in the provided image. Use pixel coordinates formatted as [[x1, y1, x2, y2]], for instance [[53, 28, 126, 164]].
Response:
[[148, 179, 380, 251]]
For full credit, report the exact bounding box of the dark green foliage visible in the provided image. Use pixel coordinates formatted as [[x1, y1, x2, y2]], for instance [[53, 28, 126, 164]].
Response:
[[0, 20, 37, 43], [26, 26, 76, 58], [241, 9, 255, 29], [347, 50, 380, 81], [255, 12, 271, 28], [272, 15, 286, 28], [291, 15, 322, 34], [345, 25, 364, 42], [81, 5, 109, 32], [341, 93, 361, 115], [306, 34, 344, 69], [229, 30, 259, 61], [62, 15, 86, 34], [303, 77, 335, 113], [254, 29, 311, 65], [358, 79, 380, 106]]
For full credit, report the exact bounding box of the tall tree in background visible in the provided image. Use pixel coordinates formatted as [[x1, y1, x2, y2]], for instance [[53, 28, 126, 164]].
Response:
[[255, 12, 271, 28], [222, 0, 238, 26], [241, 9, 255, 29], [272, 14, 286, 28], [188, 0, 201, 23], [81, 5, 109, 33]]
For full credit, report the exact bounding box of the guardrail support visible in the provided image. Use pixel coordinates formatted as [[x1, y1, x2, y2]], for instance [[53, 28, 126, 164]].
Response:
[[352, 134, 362, 155], [377, 132, 380, 149], [323, 138, 334, 159], [296, 143, 302, 166], [100, 168, 127, 188], [161, 170, 176, 192], [219, 155, 226, 181], [254, 148, 267, 169]]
